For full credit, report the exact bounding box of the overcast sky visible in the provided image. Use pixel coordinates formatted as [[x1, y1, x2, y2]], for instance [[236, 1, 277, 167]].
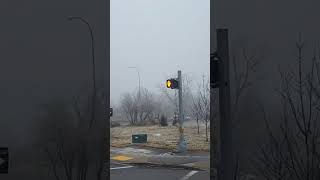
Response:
[[110, 0, 210, 104]]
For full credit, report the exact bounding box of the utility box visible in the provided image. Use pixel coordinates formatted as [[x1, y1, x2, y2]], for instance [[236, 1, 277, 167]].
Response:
[[132, 134, 147, 143]]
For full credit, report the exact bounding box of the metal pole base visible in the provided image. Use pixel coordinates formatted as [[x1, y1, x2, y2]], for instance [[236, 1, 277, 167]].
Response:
[[176, 134, 187, 153]]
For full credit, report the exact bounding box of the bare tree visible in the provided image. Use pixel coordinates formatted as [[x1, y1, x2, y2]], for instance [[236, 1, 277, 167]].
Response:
[[37, 97, 78, 180], [254, 35, 320, 180], [192, 93, 202, 134], [190, 75, 211, 141], [120, 93, 136, 125], [231, 46, 260, 125], [182, 74, 194, 118], [120, 88, 157, 125], [199, 75, 210, 142], [137, 88, 156, 124], [34, 82, 109, 180]]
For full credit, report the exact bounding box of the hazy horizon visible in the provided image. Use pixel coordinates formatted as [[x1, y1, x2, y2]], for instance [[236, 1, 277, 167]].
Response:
[[110, 0, 210, 105]]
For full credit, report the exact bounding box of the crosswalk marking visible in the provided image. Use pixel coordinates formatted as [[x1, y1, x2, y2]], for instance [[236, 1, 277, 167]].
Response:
[[180, 170, 198, 180], [110, 166, 134, 170]]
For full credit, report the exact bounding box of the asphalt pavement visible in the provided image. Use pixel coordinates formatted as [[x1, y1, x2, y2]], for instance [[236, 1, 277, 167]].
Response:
[[110, 145, 210, 179], [110, 146, 210, 170], [110, 162, 210, 180]]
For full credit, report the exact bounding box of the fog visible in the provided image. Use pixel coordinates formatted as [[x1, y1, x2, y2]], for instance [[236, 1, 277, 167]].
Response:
[[111, 0, 210, 104]]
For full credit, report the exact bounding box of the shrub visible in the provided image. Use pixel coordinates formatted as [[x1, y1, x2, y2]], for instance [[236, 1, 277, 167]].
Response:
[[160, 114, 168, 126]]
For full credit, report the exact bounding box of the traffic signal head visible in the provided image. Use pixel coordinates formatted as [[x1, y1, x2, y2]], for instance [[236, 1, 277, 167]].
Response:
[[166, 79, 171, 88], [110, 107, 113, 117], [210, 51, 220, 88], [166, 79, 179, 89]]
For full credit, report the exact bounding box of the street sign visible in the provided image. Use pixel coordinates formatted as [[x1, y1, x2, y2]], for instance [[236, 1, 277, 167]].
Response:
[[0, 147, 8, 174]]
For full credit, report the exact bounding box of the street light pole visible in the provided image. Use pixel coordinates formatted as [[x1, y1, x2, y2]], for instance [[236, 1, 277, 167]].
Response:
[[128, 67, 141, 99], [68, 16, 96, 128], [128, 66, 141, 124]]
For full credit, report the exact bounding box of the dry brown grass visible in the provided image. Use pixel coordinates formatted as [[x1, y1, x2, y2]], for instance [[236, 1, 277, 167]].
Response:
[[111, 125, 210, 151]]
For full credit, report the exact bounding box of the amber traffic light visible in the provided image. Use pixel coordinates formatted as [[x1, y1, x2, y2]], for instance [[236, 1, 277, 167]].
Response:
[[166, 79, 179, 89]]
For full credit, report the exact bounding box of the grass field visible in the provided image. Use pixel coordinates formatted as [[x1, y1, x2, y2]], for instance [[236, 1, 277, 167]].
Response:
[[111, 123, 210, 151]]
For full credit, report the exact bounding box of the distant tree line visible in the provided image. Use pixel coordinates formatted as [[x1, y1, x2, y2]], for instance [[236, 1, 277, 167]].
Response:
[[116, 74, 212, 130]]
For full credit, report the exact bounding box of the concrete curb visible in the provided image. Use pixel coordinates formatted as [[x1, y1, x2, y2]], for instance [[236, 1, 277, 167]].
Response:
[[111, 151, 210, 170], [181, 161, 210, 171]]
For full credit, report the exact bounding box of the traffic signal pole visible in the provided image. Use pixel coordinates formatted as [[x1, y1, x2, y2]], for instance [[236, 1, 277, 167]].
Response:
[[166, 71, 187, 152], [218, 29, 233, 180], [178, 70, 183, 127], [211, 29, 234, 180], [177, 70, 187, 152]]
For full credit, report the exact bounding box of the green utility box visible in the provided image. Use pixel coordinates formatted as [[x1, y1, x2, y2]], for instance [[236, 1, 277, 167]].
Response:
[[132, 134, 147, 143]]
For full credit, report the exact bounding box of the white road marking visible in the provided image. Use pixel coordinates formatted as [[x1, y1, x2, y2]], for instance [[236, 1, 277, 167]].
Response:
[[110, 165, 134, 170], [180, 170, 199, 180], [112, 162, 128, 166], [111, 147, 152, 154]]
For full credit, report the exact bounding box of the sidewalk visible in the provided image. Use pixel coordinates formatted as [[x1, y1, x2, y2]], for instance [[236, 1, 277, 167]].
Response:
[[110, 145, 210, 171]]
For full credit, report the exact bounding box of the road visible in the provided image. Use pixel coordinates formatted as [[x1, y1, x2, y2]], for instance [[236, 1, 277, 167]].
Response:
[[110, 162, 209, 180]]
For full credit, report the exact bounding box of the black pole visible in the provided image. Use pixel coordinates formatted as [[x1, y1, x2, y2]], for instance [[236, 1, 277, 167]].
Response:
[[217, 28, 233, 180], [210, 0, 216, 178]]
